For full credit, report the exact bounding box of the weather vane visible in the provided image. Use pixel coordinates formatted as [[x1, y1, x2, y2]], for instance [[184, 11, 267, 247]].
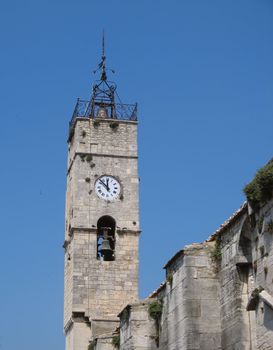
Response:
[[93, 31, 115, 82]]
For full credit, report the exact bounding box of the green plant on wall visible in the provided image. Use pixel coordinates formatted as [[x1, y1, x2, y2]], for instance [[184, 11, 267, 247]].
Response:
[[80, 154, 86, 162], [148, 300, 163, 347], [86, 154, 93, 162], [109, 121, 119, 130], [88, 340, 96, 350], [211, 235, 221, 264], [166, 270, 173, 285], [243, 158, 273, 209], [112, 335, 120, 349], [93, 119, 100, 128], [251, 286, 264, 302], [149, 300, 163, 321]]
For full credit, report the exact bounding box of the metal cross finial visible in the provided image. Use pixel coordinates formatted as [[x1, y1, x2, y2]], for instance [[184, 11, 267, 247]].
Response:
[[100, 30, 107, 81]]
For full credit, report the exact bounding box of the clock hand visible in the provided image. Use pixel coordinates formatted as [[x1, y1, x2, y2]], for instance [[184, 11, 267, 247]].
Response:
[[99, 180, 108, 190], [106, 178, 110, 191]]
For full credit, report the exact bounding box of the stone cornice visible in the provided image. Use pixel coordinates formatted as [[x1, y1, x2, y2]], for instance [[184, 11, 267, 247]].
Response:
[[64, 318, 73, 333], [116, 229, 141, 236], [67, 152, 138, 175], [90, 318, 119, 323], [70, 227, 97, 235], [64, 227, 141, 245], [74, 117, 138, 125], [64, 312, 90, 333]]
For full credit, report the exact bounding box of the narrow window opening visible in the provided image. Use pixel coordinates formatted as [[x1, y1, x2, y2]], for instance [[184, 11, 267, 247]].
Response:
[[97, 216, 116, 261]]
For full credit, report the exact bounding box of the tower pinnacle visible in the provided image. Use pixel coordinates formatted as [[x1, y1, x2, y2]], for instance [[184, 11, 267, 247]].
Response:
[[94, 31, 114, 82], [100, 30, 107, 81]]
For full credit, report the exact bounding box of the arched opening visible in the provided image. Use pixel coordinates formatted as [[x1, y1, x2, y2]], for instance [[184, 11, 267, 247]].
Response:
[[238, 216, 252, 263], [97, 216, 116, 261]]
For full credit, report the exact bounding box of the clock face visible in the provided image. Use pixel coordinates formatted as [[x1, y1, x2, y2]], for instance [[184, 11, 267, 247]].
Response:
[[95, 175, 121, 201]]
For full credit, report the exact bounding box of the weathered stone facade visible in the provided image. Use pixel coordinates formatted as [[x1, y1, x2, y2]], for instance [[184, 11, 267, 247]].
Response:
[[64, 117, 140, 350], [63, 108, 273, 350], [119, 197, 273, 350], [63, 75, 273, 349], [64, 112, 273, 349]]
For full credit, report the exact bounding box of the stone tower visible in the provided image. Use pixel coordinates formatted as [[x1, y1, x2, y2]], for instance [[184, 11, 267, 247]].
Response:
[[63, 42, 140, 350]]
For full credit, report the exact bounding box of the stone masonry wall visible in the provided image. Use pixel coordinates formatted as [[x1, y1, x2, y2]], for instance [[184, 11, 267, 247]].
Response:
[[65, 118, 139, 241], [218, 198, 273, 350], [68, 155, 139, 231], [64, 240, 73, 327], [64, 115, 273, 350], [248, 200, 273, 349], [72, 229, 139, 320], [64, 117, 140, 349], [161, 243, 221, 350], [119, 197, 273, 349], [65, 321, 91, 350], [120, 302, 158, 350], [218, 209, 256, 350], [120, 242, 221, 350]]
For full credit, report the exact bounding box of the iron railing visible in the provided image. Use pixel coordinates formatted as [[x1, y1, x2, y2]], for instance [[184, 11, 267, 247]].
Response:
[[68, 99, 137, 138]]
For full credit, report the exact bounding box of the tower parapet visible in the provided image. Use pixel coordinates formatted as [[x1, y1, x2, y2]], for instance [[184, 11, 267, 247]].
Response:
[[69, 96, 137, 140]]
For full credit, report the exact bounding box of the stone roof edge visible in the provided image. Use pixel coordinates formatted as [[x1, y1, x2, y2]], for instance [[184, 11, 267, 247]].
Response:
[[163, 249, 184, 270], [206, 201, 248, 242], [145, 202, 248, 301], [163, 202, 247, 271], [117, 298, 157, 317], [148, 281, 167, 299]]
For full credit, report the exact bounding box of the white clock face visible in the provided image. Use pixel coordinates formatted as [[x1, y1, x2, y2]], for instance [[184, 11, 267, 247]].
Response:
[[95, 175, 121, 201]]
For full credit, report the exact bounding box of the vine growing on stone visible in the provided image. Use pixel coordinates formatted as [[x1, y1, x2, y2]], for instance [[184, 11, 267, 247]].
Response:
[[148, 299, 163, 347], [112, 334, 120, 348], [211, 235, 222, 265]]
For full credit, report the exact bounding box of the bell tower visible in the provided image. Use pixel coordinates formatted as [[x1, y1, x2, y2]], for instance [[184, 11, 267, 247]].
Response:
[[63, 37, 140, 350]]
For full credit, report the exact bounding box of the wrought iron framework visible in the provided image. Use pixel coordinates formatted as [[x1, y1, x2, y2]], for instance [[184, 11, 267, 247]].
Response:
[[68, 33, 138, 139], [68, 94, 137, 138]]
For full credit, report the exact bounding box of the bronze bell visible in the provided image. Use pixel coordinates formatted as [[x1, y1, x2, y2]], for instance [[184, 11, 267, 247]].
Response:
[[99, 239, 113, 260], [97, 107, 108, 119]]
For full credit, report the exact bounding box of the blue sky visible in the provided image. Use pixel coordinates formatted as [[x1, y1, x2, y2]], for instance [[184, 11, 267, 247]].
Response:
[[1, 0, 273, 349]]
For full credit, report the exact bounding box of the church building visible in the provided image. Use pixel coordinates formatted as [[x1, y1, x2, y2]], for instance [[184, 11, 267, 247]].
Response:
[[63, 43, 273, 350]]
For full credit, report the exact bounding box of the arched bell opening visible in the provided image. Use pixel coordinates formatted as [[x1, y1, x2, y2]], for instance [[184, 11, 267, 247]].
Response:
[[97, 215, 116, 261]]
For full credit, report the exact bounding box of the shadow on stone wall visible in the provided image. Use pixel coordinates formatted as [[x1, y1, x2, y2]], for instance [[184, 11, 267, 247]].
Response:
[[263, 304, 273, 330]]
